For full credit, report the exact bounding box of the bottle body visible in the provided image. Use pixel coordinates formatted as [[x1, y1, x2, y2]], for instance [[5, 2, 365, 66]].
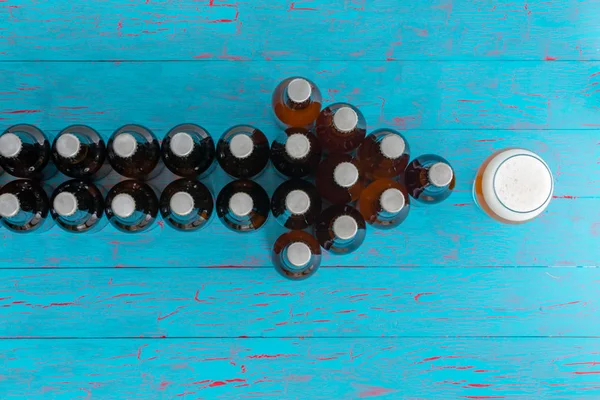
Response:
[[272, 230, 321, 280], [357, 128, 410, 180], [107, 124, 163, 180], [405, 154, 455, 204], [160, 178, 214, 231], [315, 204, 366, 254], [272, 77, 322, 129], [52, 125, 112, 180], [270, 128, 322, 178], [315, 103, 366, 154], [316, 154, 364, 204], [162, 123, 216, 178], [50, 179, 107, 234], [0, 179, 53, 233], [271, 179, 321, 230], [216, 179, 269, 233], [105, 180, 160, 233], [0, 124, 57, 180], [216, 125, 270, 179], [473, 148, 553, 224], [359, 179, 410, 230]]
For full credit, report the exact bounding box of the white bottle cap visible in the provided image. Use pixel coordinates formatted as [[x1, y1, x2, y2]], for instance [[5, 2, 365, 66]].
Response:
[[170, 132, 195, 157], [285, 189, 311, 215], [0, 193, 20, 218], [286, 242, 312, 267], [0, 133, 23, 158], [111, 193, 136, 218], [229, 134, 254, 159], [333, 215, 358, 240], [380, 188, 405, 213], [428, 162, 454, 187], [285, 133, 310, 160], [113, 133, 138, 158], [170, 191, 195, 216], [56, 133, 81, 159], [229, 192, 254, 217], [287, 78, 312, 104], [334, 162, 359, 188], [380, 134, 406, 159], [333, 106, 358, 133], [53, 192, 78, 217]]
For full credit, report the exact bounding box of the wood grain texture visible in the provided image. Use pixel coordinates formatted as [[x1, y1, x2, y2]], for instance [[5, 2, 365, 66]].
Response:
[[1, 268, 599, 338], [2, 338, 600, 399], [1, 0, 599, 61]]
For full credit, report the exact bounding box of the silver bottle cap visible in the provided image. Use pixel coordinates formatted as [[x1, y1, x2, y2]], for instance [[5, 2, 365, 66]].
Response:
[[285, 189, 311, 215], [380, 134, 405, 159], [334, 162, 359, 188], [53, 192, 78, 217], [333, 107, 358, 133], [428, 162, 454, 187], [229, 134, 254, 159], [285, 133, 310, 160], [170, 191, 195, 216], [332, 215, 358, 240], [0, 133, 22, 158], [286, 242, 312, 267], [380, 188, 405, 213], [0, 193, 20, 218], [113, 133, 138, 158], [229, 192, 253, 217], [111, 193, 136, 218], [170, 132, 195, 157], [56, 133, 81, 159], [287, 78, 312, 104]]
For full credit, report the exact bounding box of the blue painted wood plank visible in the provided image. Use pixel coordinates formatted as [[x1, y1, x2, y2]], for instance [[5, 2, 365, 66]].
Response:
[[1, 338, 599, 399], [1, 61, 600, 130], [1, 0, 599, 61], [1, 268, 599, 338]]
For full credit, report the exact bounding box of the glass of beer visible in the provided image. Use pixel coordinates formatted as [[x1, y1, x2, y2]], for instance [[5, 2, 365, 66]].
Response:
[[473, 148, 554, 224]]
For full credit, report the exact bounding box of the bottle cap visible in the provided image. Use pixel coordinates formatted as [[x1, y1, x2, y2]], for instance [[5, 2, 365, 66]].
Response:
[[170, 132, 195, 157], [0, 193, 20, 218], [428, 162, 454, 187], [333, 215, 358, 240], [229, 192, 254, 217], [111, 193, 136, 218], [333, 106, 358, 133], [380, 188, 405, 213], [170, 191, 195, 216], [287, 78, 312, 104], [56, 133, 81, 159], [0, 133, 23, 158], [53, 192, 78, 217], [285, 189, 311, 215], [380, 134, 405, 159], [285, 133, 310, 160], [333, 162, 359, 188], [286, 242, 312, 267], [113, 133, 138, 158], [229, 134, 254, 159]]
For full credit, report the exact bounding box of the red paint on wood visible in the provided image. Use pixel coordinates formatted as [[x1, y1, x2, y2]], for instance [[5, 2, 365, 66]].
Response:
[[466, 384, 492, 388], [414, 292, 435, 302], [545, 56, 557, 61], [246, 354, 297, 359], [357, 386, 395, 397], [552, 195, 577, 199], [4, 109, 41, 114]]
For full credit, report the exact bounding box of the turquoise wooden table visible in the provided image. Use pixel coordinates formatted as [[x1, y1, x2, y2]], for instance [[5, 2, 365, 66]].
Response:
[[1, 1, 599, 398]]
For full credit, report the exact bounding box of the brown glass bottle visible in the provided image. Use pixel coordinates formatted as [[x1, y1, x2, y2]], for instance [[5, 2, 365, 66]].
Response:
[[272, 230, 321, 280], [0, 124, 57, 180], [161, 123, 216, 178], [216, 125, 270, 179], [315, 204, 366, 254], [216, 179, 269, 233], [271, 179, 321, 230], [50, 179, 107, 234], [272, 77, 322, 129], [105, 180, 160, 233], [359, 179, 410, 230], [160, 178, 214, 232], [107, 124, 164, 180], [405, 154, 455, 204], [315, 103, 366, 154], [316, 154, 364, 205], [0, 179, 53, 233], [52, 125, 112, 181], [270, 127, 322, 178], [357, 128, 410, 181]]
